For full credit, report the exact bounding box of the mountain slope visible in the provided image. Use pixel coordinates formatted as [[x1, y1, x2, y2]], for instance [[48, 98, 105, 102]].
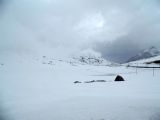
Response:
[[71, 55, 112, 66], [127, 46, 160, 62], [127, 55, 160, 65]]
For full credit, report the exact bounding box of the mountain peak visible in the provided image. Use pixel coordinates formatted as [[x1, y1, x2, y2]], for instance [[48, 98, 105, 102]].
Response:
[[127, 46, 160, 62]]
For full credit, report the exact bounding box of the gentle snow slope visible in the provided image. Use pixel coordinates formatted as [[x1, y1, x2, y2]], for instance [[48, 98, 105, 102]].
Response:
[[0, 54, 160, 120], [126, 55, 160, 68]]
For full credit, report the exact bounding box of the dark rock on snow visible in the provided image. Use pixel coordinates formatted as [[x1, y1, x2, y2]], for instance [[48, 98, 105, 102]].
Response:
[[95, 80, 106, 82], [74, 81, 82, 84], [115, 75, 125, 81], [84, 80, 95, 83]]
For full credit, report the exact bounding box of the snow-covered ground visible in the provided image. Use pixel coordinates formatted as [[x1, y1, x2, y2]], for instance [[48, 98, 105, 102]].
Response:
[[126, 55, 160, 68], [0, 53, 160, 120]]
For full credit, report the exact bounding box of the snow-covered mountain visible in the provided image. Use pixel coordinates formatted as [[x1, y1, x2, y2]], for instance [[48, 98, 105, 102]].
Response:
[[40, 55, 113, 66], [71, 55, 112, 66], [127, 46, 160, 62], [68, 49, 116, 66]]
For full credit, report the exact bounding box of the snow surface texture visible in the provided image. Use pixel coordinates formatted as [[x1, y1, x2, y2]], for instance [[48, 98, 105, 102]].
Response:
[[0, 53, 160, 120]]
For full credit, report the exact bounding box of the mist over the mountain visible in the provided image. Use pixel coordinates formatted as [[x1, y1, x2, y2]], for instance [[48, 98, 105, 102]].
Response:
[[0, 0, 160, 61]]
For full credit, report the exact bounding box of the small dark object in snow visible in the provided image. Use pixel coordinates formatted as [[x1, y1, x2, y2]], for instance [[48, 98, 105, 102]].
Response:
[[115, 75, 125, 81], [74, 81, 82, 84], [84, 80, 95, 83], [95, 80, 106, 82]]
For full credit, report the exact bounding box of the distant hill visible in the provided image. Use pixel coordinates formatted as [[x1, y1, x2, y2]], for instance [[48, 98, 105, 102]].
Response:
[[127, 46, 160, 62], [71, 55, 111, 65]]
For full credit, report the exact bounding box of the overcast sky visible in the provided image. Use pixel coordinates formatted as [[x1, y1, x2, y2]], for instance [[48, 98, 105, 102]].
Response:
[[0, 0, 160, 62]]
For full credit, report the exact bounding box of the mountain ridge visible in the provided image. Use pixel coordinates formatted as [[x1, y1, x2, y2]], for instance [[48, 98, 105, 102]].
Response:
[[127, 46, 160, 62]]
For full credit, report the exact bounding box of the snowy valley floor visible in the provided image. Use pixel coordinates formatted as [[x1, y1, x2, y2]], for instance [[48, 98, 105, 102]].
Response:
[[0, 54, 160, 120]]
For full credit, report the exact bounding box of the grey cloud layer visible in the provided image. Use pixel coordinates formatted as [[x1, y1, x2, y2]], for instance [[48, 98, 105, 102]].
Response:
[[0, 0, 160, 60], [95, 0, 160, 62]]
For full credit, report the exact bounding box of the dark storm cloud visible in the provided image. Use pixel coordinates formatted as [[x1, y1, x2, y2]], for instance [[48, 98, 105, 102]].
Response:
[[93, 0, 160, 62], [95, 16, 160, 63], [95, 38, 141, 63]]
